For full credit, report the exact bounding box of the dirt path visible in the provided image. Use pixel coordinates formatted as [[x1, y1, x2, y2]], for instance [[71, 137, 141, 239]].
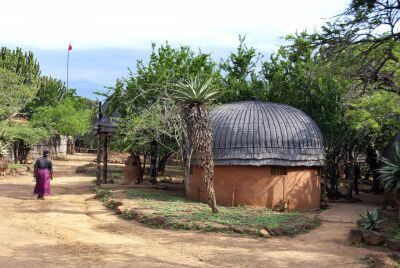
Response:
[[0, 154, 387, 267]]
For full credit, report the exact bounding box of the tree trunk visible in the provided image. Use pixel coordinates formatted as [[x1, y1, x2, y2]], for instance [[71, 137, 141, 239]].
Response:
[[142, 154, 147, 173], [158, 152, 173, 175], [182, 143, 193, 195], [346, 153, 355, 201], [183, 104, 218, 213], [13, 141, 19, 164], [367, 143, 382, 193], [150, 140, 157, 184]]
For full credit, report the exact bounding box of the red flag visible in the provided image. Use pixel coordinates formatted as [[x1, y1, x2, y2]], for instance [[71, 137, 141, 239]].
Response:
[[68, 43, 73, 51]]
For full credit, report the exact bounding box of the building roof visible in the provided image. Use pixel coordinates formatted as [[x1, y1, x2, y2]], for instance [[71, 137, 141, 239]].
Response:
[[93, 101, 118, 134], [210, 101, 325, 166]]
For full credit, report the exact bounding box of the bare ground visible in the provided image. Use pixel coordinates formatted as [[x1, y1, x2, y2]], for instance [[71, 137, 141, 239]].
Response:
[[0, 154, 389, 267]]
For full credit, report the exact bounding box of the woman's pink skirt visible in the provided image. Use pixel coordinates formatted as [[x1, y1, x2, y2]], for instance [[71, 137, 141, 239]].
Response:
[[34, 168, 51, 196]]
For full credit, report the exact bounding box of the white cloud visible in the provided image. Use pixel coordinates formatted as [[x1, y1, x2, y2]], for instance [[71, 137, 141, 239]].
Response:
[[1, 0, 349, 50]]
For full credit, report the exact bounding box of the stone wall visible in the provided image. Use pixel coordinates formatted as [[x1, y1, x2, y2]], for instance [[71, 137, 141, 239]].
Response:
[[29, 135, 68, 159]]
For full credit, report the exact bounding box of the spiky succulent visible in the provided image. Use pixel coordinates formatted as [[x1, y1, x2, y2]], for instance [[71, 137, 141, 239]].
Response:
[[377, 143, 400, 196], [360, 209, 384, 231], [174, 75, 218, 104], [0, 141, 8, 157]]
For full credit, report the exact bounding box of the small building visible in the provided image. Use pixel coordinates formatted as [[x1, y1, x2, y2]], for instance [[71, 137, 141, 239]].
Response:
[[187, 101, 325, 210]]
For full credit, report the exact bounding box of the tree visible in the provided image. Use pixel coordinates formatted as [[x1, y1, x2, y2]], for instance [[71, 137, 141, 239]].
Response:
[[24, 76, 76, 116], [31, 98, 93, 138], [105, 43, 220, 184], [318, 0, 400, 94], [174, 74, 219, 213], [1, 121, 48, 163], [0, 47, 40, 86], [218, 35, 264, 102], [0, 68, 38, 121]]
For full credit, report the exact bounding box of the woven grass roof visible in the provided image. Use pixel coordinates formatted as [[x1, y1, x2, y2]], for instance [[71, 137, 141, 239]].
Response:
[[209, 101, 325, 167]]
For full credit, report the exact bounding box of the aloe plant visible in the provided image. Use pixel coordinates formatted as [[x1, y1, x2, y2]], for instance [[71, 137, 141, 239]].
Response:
[[377, 143, 400, 196], [360, 209, 384, 231], [0, 141, 8, 157]]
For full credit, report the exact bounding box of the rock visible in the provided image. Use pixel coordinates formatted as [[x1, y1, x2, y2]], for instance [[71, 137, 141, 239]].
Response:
[[363, 230, 385, 246], [267, 228, 275, 236], [115, 206, 124, 215], [271, 227, 283, 236], [150, 216, 165, 226], [232, 227, 244, 234], [259, 228, 271, 238], [389, 253, 400, 261], [349, 229, 364, 244], [386, 239, 400, 251], [368, 253, 399, 268], [114, 201, 123, 207]]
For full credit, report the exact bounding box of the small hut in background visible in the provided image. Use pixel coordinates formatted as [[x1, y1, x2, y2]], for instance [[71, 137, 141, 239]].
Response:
[[188, 101, 325, 210], [93, 102, 118, 185]]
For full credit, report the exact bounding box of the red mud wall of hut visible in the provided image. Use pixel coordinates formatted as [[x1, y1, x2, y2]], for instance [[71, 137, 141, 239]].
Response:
[[187, 165, 320, 210]]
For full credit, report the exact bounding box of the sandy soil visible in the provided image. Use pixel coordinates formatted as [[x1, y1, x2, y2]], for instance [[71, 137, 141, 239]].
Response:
[[0, 154, 388, 267]]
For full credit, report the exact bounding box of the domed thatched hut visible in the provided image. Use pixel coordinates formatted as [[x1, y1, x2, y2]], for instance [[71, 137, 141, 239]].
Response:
[[187, 101, 325, 210]]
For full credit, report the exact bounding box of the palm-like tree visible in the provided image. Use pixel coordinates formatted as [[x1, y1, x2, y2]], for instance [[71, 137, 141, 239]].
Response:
[[174, 74, 219, 213], [377, 143, 400, 216]]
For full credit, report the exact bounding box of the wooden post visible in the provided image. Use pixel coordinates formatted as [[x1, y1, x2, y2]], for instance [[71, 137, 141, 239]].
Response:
[[103, 133, 108, 184], [231, 188, 236, 206], [150, 139, 158, 184], [96, 133, 102, 186]]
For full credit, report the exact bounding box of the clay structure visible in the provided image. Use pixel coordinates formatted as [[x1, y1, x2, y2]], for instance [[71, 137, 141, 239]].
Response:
[[187, 101, 325, 210]]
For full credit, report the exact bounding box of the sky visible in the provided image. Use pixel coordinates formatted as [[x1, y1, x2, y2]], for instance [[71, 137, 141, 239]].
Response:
[[1, 0, 349, 99]]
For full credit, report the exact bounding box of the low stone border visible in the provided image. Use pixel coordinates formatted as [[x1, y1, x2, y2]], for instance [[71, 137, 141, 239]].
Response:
[[349, 228, 400, 251], [0, 166, 30, 176]]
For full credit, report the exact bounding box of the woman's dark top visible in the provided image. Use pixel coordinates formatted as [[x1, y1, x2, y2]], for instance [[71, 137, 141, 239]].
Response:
[[34, 157, 53, 172]]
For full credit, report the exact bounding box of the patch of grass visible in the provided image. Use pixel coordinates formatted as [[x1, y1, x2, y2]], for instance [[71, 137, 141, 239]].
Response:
[[124, 188, 314, 235], [94, 187, 113, 200], [8, 163, 23, 170]]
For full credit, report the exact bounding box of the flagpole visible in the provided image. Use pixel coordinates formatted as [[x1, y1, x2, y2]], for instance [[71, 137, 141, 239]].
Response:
[[67, 48, 70, 91]]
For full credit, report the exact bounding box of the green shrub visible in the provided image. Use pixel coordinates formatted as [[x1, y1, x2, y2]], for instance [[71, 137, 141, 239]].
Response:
[[8, 163, 23, 170], [94, 188, 113, 200]]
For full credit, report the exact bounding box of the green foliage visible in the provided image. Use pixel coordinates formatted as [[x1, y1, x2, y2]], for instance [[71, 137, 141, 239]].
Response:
[[346, 91, 400, 146], [31, 97, 93, 137], [1, 121, 49, 146], [218, 36, 263, 103], [94, 187, 113, 200], [262, 33, 347, 135], [377, 143, 400, 195], [0, 68, 38, 121], [0, 47, 40, 86], [8, 163, 23, 170], [106, 43, 219, 116], [318, 1, 400, 94], [24, 76, 76, 116], [360, 209, 384, 231], [106, 43, 219, 158], [174, 75, 218, 104]]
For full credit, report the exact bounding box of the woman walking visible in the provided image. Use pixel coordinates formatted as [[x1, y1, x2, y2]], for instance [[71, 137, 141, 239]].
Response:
[[33, 150, 53, 199]]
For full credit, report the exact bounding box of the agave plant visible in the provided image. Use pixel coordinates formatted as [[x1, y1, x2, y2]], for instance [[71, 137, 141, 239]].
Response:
[[174, 74, 219, 213], [377, 143, 400, 197], [0, 141, 8, 157], [360, 209, 384, 231]]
